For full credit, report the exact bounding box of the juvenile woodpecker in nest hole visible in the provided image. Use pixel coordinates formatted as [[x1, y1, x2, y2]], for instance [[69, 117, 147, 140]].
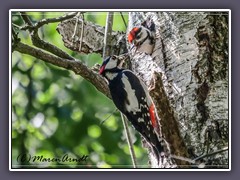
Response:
[[128, 20, 156, 55]]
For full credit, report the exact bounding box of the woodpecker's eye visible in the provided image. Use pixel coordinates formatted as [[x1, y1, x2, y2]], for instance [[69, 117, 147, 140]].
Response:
[[135, 31, 142, 39], [136, 35, 141, 39]]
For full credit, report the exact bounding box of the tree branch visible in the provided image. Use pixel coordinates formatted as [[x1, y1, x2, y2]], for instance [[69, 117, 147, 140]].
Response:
[[121, 114, 138, 168], [21, 12, 78, 30], [120, 12, 127, 29], [194, 147, 228, 162], [32, 33, 75, 60], [12, 28, 20, 51], [20, 12, 74, 60], [20, 12, 33, 26], [57, 17, 127, 56], [171, 146, 228, 168], [103, 12, 114, 59], [14, 41, 111, 99]]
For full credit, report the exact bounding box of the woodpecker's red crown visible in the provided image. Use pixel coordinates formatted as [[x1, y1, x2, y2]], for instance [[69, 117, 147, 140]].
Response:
[[128, 27, 141, 43]]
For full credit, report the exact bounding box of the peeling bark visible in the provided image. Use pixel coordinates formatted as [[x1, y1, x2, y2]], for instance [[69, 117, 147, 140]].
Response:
[[57, 18, 127, 56]]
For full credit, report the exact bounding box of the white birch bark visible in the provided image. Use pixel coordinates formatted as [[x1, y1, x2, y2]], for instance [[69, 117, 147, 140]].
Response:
[[128, 12, 229, 168]]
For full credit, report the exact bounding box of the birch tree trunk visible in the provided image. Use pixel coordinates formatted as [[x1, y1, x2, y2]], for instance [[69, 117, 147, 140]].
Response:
[[128, 12, 229, 168]]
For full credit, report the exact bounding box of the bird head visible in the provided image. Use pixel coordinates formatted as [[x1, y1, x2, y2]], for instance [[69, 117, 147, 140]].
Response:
[[128, 27, 141, 43], [99, 55, 127, 75], [128, 26, 150, 46]]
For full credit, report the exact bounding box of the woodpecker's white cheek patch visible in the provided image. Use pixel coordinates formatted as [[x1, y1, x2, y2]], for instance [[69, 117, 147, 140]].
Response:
[[122, 74, 140, 113], [137, 39, 154, 55], [105, 58, 117, 70]]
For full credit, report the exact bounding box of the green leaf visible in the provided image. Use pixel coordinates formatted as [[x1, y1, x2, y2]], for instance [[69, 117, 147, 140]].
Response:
[[87, 125, 102, 138]]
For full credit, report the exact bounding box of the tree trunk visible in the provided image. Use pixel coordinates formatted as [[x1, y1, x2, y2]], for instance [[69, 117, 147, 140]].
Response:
[[128, 12, 229, 168]]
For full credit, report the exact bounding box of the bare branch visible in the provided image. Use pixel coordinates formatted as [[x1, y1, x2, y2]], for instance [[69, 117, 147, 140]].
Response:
[[20, 12, 33, 26], [171, 146, 228, 168], [71, 13, 85, 52], [100, 108, 117, 125], [57, 17, 127, 56], [170, 155, 196, 165], [194, 147, 228, 161], [20, 11, 74, 60], [21, 12, 78, 30], [14, 41, 111, 99], [12, 27, 19, 41], [12, 27, 21, 52], [121, 113, 138, 168], [31, 33, 75, 60], [103, 12, 114, 59], [120, 12, 127, 29]]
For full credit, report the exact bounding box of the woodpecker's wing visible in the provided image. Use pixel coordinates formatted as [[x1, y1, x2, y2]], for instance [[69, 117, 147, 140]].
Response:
[[108, 69, 150, 115], [119, 70, 156, 127], [121, 70, 163, 157]]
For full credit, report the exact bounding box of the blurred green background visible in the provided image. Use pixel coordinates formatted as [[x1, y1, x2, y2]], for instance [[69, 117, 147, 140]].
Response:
[[11, 12, 149, 168]]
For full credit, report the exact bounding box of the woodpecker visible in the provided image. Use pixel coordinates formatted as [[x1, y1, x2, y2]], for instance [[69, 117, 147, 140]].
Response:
[[128, 21, 155, 55], [99, 55, 163, 163]]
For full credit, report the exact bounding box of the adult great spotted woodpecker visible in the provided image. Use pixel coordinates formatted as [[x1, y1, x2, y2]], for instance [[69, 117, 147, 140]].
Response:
[[128, 20, 156, 55], [99, 55, 163, 163]]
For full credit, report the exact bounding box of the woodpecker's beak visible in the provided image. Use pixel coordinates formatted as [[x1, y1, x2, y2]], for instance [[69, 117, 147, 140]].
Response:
[[99, 65, 106, 75], [99, 56, 111, 75]]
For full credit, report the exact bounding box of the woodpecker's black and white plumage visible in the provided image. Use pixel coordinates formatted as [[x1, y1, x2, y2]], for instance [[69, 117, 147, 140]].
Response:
[[99, 55, 163, 162], [128, 21, 155, 55]]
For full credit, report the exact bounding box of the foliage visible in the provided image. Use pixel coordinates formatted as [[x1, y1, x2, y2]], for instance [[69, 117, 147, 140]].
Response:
[[11, 12, 149, 168]]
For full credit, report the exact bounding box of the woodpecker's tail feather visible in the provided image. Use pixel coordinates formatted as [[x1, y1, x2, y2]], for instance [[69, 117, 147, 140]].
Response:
[[152, 146, 161, 165], [143, 132, 164, 165], [152, 135, 164, 165]]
